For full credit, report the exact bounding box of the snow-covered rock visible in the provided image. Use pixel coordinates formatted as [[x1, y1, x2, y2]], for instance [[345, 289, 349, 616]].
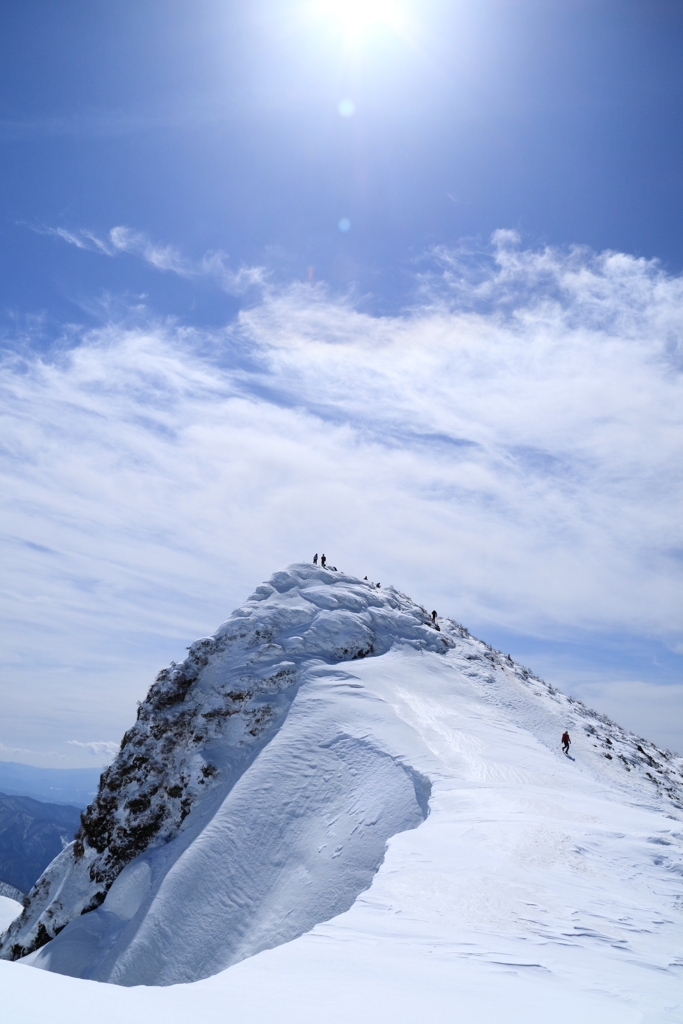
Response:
[[2, 563, 682, 1006]]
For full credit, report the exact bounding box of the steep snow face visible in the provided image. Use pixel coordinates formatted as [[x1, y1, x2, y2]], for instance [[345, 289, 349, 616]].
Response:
[[0, 565, 442, 975], [3, 563, 683, 999]]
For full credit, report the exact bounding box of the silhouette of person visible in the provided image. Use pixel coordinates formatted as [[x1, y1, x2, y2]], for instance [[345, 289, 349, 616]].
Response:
[[313, 553, 318, 565], [431, 610, 437, 623], [562, 731, 571, 754], [321, 554, 326, 568]]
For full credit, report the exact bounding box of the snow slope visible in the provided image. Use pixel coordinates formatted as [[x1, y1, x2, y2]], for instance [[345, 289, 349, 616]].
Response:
[[2, 563, 683, 1020]]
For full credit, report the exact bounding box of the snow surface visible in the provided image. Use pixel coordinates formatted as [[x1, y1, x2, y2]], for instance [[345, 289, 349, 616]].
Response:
[[2, 564, 683, 1020], [0, 896, 22, 931]]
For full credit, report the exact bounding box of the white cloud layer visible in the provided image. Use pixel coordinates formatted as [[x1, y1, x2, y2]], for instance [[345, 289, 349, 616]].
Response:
[[1, 233, 682, 760]]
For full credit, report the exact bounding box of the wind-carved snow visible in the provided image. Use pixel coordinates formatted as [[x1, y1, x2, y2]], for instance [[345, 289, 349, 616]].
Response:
[[2, 563, 683, 1013]]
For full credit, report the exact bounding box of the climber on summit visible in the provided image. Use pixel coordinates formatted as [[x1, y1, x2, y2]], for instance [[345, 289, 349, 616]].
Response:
[[562, 731, 571, 754], [313, 553, 318, 565], [321, 554, 327, 568], [431, 610, 437, 623]]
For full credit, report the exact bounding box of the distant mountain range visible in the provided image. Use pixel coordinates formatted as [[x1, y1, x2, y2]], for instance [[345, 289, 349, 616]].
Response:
[[0, 793, 82, 895], [0, 762, 100, 896], [0, 762, 102, 808]]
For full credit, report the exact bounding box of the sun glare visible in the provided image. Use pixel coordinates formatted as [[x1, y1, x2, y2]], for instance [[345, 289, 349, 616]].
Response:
[[314, 0, 400, 38]]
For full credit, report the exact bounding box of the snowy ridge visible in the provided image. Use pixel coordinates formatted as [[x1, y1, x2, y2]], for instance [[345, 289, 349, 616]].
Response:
[[0, 882, 25, 905], [1, 563, 683, 996], [0, 564, 445, 971]]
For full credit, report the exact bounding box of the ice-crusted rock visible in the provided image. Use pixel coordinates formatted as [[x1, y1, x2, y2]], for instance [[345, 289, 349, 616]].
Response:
[[0, 564, 450, 963]]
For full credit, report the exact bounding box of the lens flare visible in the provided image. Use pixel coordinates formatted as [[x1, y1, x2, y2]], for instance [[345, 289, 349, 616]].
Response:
[[338, 98, 355, 117]]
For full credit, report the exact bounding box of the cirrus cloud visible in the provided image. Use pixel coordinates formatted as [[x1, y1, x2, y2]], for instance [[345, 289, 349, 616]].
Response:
[[32, 223, 267, 295]]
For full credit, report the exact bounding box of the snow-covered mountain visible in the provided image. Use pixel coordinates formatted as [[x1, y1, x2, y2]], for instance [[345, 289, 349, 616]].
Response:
[[0, 793, 82, 895], [2, 564, 682, 1020]]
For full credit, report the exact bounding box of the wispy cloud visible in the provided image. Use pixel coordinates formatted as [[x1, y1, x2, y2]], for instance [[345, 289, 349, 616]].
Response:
[[40, 226, 115, 255], [66, 740, 119, 761], [34, 223, 267, 294], [108, 226, 189, 275], [1, 232, 682, 758]]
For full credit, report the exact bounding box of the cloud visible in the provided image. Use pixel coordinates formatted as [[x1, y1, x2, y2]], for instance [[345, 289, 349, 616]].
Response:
[[66, 741, 119, 760], [35, 224, 267, 294], [39, 227, 115, 256], [1, 232, 682, 756], [198, 250, 269, 295], [107, 226, 189, 275]]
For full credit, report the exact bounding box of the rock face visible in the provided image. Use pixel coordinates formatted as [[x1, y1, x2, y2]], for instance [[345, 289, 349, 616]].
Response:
[[2, 563, 682, 987]]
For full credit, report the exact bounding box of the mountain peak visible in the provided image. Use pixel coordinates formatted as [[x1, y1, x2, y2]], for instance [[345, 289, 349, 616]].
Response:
[[2, 563, 682, 987], [0, 563, 447, 968]]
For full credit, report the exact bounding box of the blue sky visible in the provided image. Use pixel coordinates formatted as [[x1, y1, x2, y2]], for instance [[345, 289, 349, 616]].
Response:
[[6, 0, 683, 323], [1, 0, 683, 765]]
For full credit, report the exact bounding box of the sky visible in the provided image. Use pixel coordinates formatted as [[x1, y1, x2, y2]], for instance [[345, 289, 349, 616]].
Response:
[[1, 0, 683, 766]]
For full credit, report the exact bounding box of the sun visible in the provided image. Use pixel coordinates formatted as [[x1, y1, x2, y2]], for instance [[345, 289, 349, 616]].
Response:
[[314, 0, 401, 38]]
